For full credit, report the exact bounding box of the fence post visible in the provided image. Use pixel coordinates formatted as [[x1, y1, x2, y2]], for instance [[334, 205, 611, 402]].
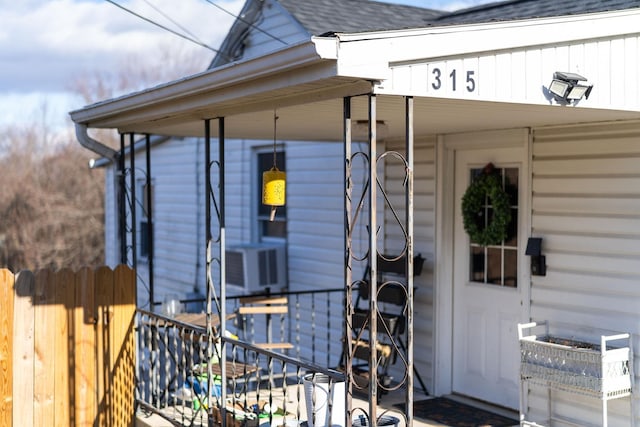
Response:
[[0, 269, 15, 427]]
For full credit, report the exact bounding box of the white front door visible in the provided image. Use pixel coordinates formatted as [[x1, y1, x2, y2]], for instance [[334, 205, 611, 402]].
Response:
[[451, 146, 525, 409]]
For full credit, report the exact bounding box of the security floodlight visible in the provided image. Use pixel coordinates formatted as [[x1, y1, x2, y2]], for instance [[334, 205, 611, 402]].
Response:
[[549, 71, 593, 103]]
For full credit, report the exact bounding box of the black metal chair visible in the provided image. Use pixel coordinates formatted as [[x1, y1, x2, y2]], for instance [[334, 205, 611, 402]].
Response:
[[343, 253, 428, 397]]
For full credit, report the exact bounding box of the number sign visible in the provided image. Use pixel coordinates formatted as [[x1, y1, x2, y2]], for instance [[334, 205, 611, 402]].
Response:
[[428, 63, 477, 95]]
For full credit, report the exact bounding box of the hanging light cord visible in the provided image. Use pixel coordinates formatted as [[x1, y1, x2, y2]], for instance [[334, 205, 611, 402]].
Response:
[[268, 110, 280, 221], [273, 110, 279, 169]]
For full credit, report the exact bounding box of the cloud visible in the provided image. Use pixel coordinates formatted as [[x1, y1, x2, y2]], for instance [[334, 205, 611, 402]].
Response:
[[0, 0, 243, 93], [0, 0, 491, 130]]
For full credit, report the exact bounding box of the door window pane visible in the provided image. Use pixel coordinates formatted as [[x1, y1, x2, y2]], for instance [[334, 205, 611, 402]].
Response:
[[467, 166, 518, 287]]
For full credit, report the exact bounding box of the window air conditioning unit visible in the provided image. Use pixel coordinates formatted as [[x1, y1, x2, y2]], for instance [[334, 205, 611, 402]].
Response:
[[225, 243, 286, 294]]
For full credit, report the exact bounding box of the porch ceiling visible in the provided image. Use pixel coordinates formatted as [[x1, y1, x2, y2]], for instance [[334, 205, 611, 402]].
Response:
[[83, 93, 640, 142]]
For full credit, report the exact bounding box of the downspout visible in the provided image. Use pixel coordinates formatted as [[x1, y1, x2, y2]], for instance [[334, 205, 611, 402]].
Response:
[[75, 123, 118, 161]]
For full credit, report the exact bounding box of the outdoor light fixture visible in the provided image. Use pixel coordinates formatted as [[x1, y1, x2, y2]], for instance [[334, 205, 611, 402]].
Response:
[[525, 237, 546, 276], [549, 72, 593, 103]]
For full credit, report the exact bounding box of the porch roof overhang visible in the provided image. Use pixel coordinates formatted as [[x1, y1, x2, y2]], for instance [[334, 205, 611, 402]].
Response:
[[69, 9, 640, 143]]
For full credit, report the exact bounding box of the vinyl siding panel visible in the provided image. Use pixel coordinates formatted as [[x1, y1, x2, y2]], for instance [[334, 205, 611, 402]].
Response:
[[287, 140, 344, 290], [384, 137, 436, 394], [526, 122, 640, 424], [286, 141, 344, 365], [389, 33, 640, 110], [240, 0, 308, 61], [132, 138, 204, 306]]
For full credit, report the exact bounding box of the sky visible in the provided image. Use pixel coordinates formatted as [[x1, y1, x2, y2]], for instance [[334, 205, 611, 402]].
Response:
[[0, 0, 494, 136]]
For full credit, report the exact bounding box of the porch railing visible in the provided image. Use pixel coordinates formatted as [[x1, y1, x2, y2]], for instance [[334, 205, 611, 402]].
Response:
[[137, 288, 347, 426]]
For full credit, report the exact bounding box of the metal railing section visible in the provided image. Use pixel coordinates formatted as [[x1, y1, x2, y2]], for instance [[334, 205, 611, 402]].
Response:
[[137, 288, 347, 426]]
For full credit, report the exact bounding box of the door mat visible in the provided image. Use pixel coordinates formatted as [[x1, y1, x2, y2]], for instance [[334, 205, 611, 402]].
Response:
[[394, 397, 518, 426]]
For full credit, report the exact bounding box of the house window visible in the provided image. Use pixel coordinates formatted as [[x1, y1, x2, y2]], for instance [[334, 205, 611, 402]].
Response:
[[257, 150, 286, 239], [468, 167, 518, 287], [139, 180, 154, 259]]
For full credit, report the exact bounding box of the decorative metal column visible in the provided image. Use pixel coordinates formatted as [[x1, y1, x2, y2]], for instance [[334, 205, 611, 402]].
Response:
[[367, 94, 380, 422], [343, 94, 415, 427], [343, 95, 354, 427], [404, 96, 415, 423], [204, 117, 227, 426], [117, 132, 138, 270], [145, 134, 154, 310], [118, 133, 127, 264], [129, 133, 138, 271]]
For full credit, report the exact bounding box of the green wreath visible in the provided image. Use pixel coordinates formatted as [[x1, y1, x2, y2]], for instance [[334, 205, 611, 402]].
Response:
[[461, 170, 511, 246]]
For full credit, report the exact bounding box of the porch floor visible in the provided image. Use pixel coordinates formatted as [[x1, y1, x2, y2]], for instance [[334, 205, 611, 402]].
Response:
[[135, 387, 519, 427]]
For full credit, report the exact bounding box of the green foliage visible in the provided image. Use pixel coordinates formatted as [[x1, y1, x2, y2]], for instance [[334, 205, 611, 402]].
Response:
[[461, 172, 511, 246]]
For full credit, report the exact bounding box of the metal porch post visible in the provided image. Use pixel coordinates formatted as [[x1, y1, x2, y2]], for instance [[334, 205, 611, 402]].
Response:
[[343, 96, 354, 427], [368, 94, 379, 425], [145, 134, 154, 309], [119, 133, 127, 264], [218, 117, 228, 425], [405, 96, 415, 425], [204, 118, 214, 426], [129, 133, 137, 271], [204, 117, 227, 426]]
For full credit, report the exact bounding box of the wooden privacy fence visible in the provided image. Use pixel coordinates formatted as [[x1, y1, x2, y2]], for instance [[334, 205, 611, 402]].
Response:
[[0, 265, 136, 426]]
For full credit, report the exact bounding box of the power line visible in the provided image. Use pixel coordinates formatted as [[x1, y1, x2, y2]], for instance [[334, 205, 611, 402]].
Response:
[[105, 0, 228, 58], [202, 0, 287, 46], [142, 0, 203, 44]]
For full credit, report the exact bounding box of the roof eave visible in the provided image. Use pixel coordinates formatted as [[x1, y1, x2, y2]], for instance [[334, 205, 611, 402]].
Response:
[[69, 38, 340, 129]]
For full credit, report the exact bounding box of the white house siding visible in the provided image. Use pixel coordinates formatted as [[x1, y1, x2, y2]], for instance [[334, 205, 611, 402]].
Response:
[[384, 137, 436, 393], [285, 141, 345, 365], [384, 30, 640, 112], [118, 137, 205, 308], [526, 121, 640, 425], [239, 0, 308, 63], [223, 138, 258, 246]]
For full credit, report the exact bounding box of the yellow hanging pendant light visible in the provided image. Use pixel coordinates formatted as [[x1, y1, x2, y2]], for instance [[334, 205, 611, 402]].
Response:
[[262, 166, 286, 206], [262, 111, 286, 221]]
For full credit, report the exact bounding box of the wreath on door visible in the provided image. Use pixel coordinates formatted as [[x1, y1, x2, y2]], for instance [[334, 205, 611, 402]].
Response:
[[461, 163, 511, 246]]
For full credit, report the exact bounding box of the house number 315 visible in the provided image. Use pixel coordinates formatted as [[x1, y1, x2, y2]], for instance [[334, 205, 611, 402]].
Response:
[[431, 68, 476, 92]]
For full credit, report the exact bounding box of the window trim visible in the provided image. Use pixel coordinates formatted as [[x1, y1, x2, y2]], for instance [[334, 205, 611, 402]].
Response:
[[254, 146, 287, 243]]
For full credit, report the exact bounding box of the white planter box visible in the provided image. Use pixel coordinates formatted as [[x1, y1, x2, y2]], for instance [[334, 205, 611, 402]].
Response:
[[518, 322, 635, 427], [518, 322, 632, 399]]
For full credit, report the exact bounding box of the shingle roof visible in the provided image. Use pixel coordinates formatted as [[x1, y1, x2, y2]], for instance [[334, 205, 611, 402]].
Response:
[[277, 0, 442, 35], [435, 0, 640, 25], [279, 0, 640, 35], [211, 0, 640, 68]]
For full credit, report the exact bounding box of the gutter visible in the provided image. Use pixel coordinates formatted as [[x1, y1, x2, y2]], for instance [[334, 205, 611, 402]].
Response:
[[75, 123, 118, 164], [68, 39, 337, 126]]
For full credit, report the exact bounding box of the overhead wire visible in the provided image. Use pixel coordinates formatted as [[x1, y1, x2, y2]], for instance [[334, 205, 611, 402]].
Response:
[[142, 0, 203, 43], [202, 0, 288, 46], [104, 0, 230, 59]]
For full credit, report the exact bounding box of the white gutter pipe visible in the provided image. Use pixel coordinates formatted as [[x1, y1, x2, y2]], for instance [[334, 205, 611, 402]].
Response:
[[75, 123, 118, 163]]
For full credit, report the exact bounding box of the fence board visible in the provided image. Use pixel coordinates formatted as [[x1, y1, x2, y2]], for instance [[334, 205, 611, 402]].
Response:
[[54, 269, 75, 426], [34, 269, 56, 425], [13, 271, 35, 426], [75, 267, 97, 426], [95, 266, 114, 427], [2, 265, 135, 426], [0, 269, 14, 427], [113, 265, 136, 427]]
